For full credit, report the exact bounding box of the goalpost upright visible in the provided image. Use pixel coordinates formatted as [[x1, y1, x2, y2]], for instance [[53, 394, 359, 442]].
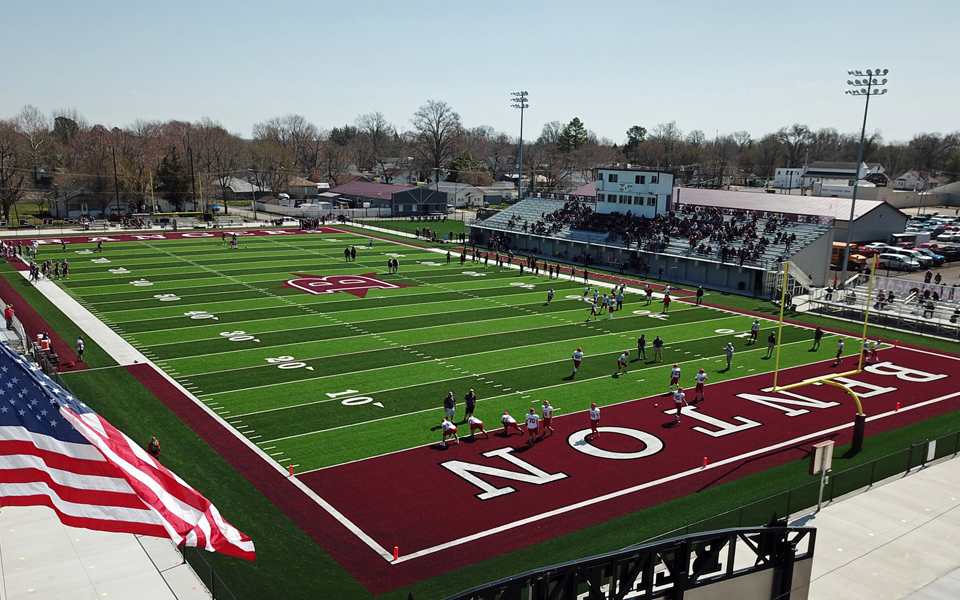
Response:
[[771, 256, 880, 452]]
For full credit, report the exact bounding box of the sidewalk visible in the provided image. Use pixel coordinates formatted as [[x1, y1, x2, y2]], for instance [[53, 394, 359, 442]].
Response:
[[799, 456, 960, 599], [0, 505, 210, 600]]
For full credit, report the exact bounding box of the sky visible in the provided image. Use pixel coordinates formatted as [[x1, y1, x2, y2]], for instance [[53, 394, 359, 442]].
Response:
[[2, 0, 956, 145]]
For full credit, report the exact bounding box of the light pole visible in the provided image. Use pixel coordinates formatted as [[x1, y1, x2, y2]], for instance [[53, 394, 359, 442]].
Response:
[[511, 91, 528, 200], [839, 68, 889, 289]]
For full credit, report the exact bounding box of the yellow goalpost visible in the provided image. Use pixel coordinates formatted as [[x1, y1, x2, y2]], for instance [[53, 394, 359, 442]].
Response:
[[770, 256, 880, 452]]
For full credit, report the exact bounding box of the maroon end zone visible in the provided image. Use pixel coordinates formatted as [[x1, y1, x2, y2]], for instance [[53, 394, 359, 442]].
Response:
[[297, 346, 960, 593]]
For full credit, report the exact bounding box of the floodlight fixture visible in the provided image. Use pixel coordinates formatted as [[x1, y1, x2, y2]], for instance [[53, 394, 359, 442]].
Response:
[[838, 68, 891, 291]]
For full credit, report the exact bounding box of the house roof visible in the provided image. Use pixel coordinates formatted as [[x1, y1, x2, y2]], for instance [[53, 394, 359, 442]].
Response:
[[435, 183, 481, 194], [330, 180, 414, 199], [288, 175, 316, 187], [674, 187, 897, 222], [217, 176, 263, 194], [571, 182, 597, 197]]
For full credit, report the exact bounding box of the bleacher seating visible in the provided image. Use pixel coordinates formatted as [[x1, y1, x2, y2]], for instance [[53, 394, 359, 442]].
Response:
[[475, 198, 832, 269]]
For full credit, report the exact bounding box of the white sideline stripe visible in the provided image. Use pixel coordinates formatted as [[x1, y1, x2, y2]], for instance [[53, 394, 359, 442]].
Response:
[[26, 258, 394, 563], [390, 388, 960, 564], [24, 272, 149, 366]]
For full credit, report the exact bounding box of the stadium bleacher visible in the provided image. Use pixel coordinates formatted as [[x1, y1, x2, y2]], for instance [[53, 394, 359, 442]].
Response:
[[475, 197, 832, 269]]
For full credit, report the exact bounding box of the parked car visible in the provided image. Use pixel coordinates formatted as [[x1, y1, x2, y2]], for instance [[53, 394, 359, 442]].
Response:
[[937, 232, 960, 242], [877, 253, 921, 271], [913, 248, 945, 266]]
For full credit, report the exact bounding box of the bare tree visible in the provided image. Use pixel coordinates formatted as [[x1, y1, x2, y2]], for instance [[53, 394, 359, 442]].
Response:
[[15, 105, 51, 179], [0, 121, 29, 220], [775, 124, 812, 168], [411, 100, 462, 178], [356, 112, 399, 181]]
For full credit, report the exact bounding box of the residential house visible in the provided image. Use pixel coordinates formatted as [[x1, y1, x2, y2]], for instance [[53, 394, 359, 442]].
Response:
[[892, 171, 939, 191]]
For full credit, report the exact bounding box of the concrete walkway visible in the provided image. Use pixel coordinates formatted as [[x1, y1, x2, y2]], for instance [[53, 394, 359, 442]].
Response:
[[800, 456, 960, 599], [0, 505, 210, 600]]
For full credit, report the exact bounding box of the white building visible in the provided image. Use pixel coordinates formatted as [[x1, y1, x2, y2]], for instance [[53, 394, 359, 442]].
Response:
[[892, 171, 939, 191], [773, 168, 805, 189], [594, 167, 674, 217], [801, 161, 883, 188]]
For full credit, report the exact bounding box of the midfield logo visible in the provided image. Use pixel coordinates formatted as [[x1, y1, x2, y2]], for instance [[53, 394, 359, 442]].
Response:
[[280, 273, 416, 298]]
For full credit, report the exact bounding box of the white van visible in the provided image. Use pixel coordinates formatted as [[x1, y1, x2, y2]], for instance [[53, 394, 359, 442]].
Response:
[[877, 253, 920, 271]]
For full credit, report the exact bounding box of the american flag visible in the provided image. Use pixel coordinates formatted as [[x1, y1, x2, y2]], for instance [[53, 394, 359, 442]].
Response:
[[0, 344, 255, 560]]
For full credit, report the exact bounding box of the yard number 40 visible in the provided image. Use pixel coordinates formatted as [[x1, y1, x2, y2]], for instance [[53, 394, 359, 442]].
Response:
[[326, 389, 384, 408]]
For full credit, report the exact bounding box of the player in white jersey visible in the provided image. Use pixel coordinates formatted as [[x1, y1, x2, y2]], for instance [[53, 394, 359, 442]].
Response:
[[572, 347, 584, 375], [541, 400, 554, 436], [440, 418, 459, 447], [546, 288, 555, 304], [670, 364, 681, 391], [835, 338, 844, 365], [501, 412, 524, 436], [616, 351, 629, 375], [467, 415, 489, 439], [582, 286, 591, 300], [588, 300, 599, 321], [601, 293, 609, 314], [673, 387, 686, 423], [868, 340, 880, 363], [589, 402, 601, 439], [694, 369, 708, 402], [593, 288, 600, 303], [749, 319, 760, 345], [525, 409, 540, 445]]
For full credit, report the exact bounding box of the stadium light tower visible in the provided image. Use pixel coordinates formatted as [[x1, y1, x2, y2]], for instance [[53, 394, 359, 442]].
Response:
[[511, 91, 529, 199], [839, 68, 889, 289]]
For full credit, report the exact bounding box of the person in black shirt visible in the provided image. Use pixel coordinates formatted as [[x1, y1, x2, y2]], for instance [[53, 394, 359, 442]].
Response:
[[463, 389, 477, 421], [812, 326, 823, 351], [653, 335, 664, 362], [637, 334, 647, 360]]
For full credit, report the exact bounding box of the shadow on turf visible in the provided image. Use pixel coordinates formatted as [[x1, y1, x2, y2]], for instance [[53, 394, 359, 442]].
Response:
[[693, 434, 843, 492]]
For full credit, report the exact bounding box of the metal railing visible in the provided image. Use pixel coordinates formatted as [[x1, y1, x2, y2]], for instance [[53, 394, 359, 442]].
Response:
[[179, 546, 238, 600], [445, 525, 815, 600], [640, 429, 960, 547]]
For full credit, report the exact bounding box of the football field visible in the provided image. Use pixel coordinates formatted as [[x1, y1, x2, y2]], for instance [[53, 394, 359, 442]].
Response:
[[56, 228, 833, 470], [23, 226, 960, 596]]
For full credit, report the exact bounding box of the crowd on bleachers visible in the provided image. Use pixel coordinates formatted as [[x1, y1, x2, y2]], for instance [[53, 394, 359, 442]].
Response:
[[118, 216, 149, 229], [567, 205, 807, 266], [504, 200, 595, 236]]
